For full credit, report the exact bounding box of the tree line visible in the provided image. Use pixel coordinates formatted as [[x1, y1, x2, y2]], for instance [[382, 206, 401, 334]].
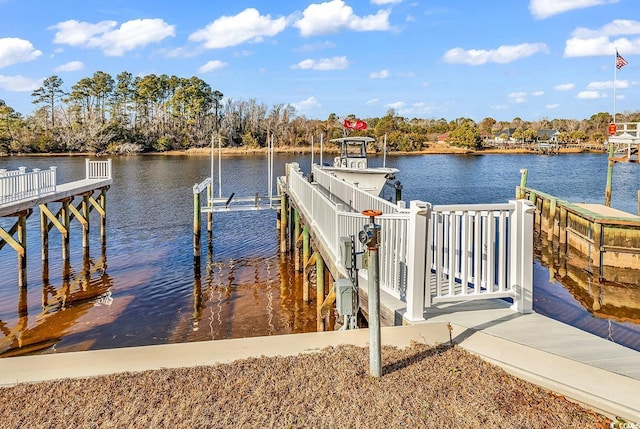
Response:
[[1, 71, 638, 154]]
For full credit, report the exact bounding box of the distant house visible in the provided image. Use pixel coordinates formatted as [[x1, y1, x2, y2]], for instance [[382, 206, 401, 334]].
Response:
[[493, 128, 560, 143], [493, 128, 517, 143], [537, 129, 560, 142]]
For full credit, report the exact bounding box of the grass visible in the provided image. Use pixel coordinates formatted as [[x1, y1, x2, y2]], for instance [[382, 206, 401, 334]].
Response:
[[0, 342, 611, 428]]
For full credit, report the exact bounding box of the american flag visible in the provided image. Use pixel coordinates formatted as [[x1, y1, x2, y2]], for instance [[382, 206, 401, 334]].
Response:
[[616, 51, 628, 69]]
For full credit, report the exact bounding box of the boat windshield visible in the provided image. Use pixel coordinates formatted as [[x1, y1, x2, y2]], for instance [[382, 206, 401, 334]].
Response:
[[342, 141, 366, 158]]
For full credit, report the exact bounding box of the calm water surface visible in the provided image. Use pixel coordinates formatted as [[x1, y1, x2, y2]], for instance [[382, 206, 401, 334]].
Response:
[[1, 153, 639, 355]]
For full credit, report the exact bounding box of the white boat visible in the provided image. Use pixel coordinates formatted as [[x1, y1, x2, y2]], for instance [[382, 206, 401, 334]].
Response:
[[313, 136, 399, 196]]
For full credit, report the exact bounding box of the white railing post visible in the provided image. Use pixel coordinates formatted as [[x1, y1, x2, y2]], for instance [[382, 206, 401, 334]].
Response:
[[107, 159, 112, 179], [85, 159, 91, 179], [33, 168, 41, 197], [404, 200, 429, 321], [509, 199, 535, 313]]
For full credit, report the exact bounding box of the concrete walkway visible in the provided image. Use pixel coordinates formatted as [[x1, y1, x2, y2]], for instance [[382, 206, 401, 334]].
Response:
[[1, 305, 639, 423]]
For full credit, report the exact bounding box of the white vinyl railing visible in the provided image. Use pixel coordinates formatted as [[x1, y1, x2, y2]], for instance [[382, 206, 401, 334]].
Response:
[[86, 159, 112, 179], [286, 163, 534, 320], [0, 159, 112, 207], [312, 165, 403, 214], [0, 167, 57, 205]]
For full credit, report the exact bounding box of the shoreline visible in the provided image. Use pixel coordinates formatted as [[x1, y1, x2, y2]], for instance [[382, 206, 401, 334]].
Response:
[[0, 145, 606, 158]]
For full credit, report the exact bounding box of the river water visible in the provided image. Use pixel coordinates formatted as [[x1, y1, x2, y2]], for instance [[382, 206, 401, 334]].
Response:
[[1, 152, 639, 355]]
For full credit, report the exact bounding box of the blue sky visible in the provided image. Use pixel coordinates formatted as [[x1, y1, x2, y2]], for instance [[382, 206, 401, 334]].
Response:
[[0, 0, 638, 122]]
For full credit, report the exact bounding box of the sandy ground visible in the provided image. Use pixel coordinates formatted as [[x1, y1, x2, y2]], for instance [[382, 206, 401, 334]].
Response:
[[0, 342, 610, 428]]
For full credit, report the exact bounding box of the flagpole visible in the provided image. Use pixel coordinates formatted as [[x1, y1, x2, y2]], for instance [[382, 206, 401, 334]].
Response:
[[613, 49, 617, 124]]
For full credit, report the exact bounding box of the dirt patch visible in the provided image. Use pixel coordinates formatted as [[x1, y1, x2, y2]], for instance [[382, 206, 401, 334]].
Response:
[[0, 343, 610, 428]]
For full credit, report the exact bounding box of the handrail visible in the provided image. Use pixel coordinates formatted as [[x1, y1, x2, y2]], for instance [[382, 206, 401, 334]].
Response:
[[86, 159, 112, 179], [0, 167, 57, 206], [286, 162, 535, 321]]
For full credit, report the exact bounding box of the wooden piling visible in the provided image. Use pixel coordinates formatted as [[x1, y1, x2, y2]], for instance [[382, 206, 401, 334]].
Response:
[[193, 190, 201, 260], [61, 199, 71, 261], [294, 210, 301, 271], [604, 144, 615, 207], [17, 213, 27, 289], [280, 194, 288, 253], [316, 253, 325, 331], [99, 188, 107, 246], [547, 198, 557, 241], [302, 225, 310, 301]]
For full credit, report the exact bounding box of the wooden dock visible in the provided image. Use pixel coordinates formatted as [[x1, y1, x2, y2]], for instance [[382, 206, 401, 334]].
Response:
[[517, 173, 640, 277], [0, 159, 112, 288]]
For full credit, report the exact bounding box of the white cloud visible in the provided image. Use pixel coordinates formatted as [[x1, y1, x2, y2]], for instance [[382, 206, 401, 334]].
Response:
[[369, 69, 389, 79], [546, 104, 560, 109], [564, 19, 640, 57], [50, 20, 116, 46], [386, 101, 406, 109], [198, 60, 228, 73], [294, 0, 391, 37], [366, 98, 379, 104], [532, 90, 545, 96], [0, 38, 42, 68], [292, 96, 321, 112], [529, 0, 619, 20], [297, 41, 336, 53], [443, 43, 549, 65], [292, 56, 349, 70], [54, 60, 84, 72], [554, 83, 575, 91], [50, 19, 175, 56], [190, 8, 287, 49], [508, 92, 527, 103], [587, 80, 633, 90], [0, 74, 42, 91], [577, 90, 605, 99]]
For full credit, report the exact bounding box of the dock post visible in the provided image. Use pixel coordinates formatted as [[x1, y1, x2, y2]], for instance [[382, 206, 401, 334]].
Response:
[[294, 210, 301, 271], [547, 198, 557, 241], [61, 199, 71, 262], [40, 207, 49, 282], [17, 212, 27, 289], [96, 188, 107, 246], [82, 194, 90, 250], [302, 225, 310, 301], [604, 143, 615, 207], [206, 184, 213, 238], [316, 254, 325, 331], [592, 222, 604, 279], [193, 187, 201, 262], [280, 194, 288, 253], [517, 168, 528, 199]]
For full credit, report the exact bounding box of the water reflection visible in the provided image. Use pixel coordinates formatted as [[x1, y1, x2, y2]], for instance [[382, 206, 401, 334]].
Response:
[[181, 254, 318, 342], [0, 249, 113, 357], [534, 232, 640, 351]]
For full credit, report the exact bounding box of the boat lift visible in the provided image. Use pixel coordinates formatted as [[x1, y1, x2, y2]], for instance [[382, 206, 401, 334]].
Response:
[[193, 134, 281, 213]]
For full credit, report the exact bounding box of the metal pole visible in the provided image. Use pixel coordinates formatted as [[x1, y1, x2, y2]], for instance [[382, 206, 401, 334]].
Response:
[[362, 209, 382, 378], [218, 137, 222, 198]]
